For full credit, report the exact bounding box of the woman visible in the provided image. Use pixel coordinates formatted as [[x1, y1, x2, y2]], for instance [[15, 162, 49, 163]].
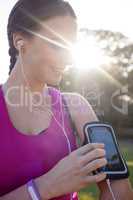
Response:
[[0, 0, 132, 199]]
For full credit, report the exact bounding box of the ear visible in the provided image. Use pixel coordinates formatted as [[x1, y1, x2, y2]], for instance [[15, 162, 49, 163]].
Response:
[[13, 32, 25, 51]]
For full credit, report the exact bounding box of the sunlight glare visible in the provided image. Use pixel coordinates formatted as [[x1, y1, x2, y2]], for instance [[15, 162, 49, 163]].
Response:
[[72, 36, 110, 72]]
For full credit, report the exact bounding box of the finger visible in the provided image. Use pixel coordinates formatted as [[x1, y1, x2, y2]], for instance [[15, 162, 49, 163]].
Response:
[[81, 158, 107, 175], [76, 143, 105, 156], [85, 172, 107, 184], [80, 148, 106, 165]]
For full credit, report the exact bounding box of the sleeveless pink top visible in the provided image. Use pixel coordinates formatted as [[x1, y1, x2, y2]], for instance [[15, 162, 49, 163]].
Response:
[[0, 85, 79, 200]]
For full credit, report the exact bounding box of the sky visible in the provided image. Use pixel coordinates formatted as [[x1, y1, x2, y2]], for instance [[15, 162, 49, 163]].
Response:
[[0, 0, 133, 83]]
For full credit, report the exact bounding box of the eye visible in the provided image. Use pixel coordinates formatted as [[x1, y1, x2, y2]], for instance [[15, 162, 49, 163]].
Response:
[[49, 43, 63, 51], [48, 43, 70, 55]]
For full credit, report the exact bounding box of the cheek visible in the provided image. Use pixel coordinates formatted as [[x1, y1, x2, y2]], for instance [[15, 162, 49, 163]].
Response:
[[35, 47, 57, 68], [25, 43, 63, 84], [26, 39, 60, 68], [34, 55, 54, 80]]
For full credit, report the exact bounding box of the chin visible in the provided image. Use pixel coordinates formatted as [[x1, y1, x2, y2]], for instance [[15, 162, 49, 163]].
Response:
[[47, 77, 62, 87]]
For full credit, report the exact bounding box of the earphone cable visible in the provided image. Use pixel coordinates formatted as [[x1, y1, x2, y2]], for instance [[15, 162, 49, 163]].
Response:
[[19, 49, 73, 200], [106, 179, 116, 200]]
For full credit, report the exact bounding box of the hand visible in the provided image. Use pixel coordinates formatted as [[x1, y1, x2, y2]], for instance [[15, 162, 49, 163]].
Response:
[[41, 143, 107, 199]]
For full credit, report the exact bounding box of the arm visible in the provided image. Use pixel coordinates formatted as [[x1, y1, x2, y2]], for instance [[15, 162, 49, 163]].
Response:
[[0, 173, 51, 200], [98, 178, 133, 200], [62, 92, 133, 200]]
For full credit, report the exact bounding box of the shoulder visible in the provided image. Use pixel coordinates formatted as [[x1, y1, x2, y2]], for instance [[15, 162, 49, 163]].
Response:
[[61, 92, 98, 119], [62, 92, 99, 144]]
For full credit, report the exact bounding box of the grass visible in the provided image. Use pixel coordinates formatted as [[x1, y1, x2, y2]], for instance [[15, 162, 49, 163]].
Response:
[[78, 139, 133, 200]]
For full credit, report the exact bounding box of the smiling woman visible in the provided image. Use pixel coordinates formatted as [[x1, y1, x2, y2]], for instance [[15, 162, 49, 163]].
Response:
[[0, 0, 133, 200], [0, 0, 108, 200]]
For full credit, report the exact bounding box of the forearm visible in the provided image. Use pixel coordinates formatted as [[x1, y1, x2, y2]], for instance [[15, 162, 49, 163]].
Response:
[[1, 184, 31, 200], [0, 173, 51, 200], [98, 178, 133, 200]]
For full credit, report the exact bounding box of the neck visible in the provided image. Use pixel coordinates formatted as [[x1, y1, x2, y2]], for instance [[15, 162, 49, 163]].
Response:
[[2, 61, 49, 110], [3, 60, 48, 93]]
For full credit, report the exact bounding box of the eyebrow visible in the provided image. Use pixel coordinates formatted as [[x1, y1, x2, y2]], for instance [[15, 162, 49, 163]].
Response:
[[46, 36, 74, 50], [50, 36, 77, 48]]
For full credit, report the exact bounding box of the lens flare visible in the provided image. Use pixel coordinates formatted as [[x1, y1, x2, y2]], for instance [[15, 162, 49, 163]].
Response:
[[72, 37, 110, 72]]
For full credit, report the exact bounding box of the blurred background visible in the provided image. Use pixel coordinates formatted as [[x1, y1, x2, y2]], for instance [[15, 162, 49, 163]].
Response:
[[0, 0, 133, 199]]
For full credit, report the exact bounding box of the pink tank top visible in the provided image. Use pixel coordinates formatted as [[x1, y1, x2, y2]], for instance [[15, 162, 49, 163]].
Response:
[[0, 84, 79, 200]]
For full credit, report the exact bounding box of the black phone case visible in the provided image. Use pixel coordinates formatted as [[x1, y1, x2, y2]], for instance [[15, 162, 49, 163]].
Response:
[[82, 121, 130, 180]]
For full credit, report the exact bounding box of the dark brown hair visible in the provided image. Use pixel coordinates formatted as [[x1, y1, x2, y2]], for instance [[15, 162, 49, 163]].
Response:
[[7, 0, 77, 75]]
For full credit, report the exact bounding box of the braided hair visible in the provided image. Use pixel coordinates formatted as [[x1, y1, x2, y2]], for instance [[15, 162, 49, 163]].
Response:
[[7, 0, 77, 75]]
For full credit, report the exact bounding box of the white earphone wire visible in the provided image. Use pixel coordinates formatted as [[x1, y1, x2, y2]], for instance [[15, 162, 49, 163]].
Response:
[[19, 48, 116, 200], [19, 47, 73, 200], [106, 179, 116, 200]]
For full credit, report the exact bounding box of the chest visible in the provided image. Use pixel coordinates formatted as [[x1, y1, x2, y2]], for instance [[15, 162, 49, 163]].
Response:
[[0, 127, 71, 196], [5, 97, 53, 135]]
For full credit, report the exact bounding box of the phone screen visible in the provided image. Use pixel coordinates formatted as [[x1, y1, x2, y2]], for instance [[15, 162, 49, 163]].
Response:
[[88, 126, 125, 172]]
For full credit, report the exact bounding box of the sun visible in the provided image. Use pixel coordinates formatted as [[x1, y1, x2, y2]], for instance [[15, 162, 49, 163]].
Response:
[[72, 35, 110, 72]]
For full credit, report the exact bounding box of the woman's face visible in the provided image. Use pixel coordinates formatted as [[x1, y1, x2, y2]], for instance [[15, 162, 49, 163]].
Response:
[[22, 15, 77, 86]]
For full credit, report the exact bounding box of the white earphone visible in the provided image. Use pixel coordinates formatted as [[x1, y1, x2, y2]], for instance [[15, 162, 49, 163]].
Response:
[[17, 40, 24, 50]]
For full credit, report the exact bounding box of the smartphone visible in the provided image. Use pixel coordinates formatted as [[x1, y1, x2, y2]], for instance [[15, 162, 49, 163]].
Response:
[[83, 121, 129, 180]]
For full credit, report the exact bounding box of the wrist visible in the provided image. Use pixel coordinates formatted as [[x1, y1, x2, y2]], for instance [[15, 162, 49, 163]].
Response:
[[27, 179, 41, 200], [35, 173, 53, 200], [99, 178, 133, 200]]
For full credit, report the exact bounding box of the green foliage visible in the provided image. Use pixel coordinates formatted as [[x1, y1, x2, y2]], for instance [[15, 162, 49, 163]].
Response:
[[61, 29, 133, 130]]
